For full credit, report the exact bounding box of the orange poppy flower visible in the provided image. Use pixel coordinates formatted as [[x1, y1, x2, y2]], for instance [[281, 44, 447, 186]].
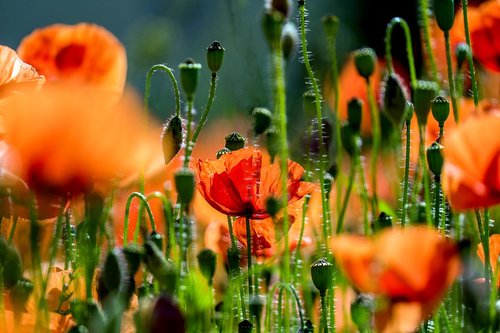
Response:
[[17, 23, 127, 98], [477, 234, 500, 287], [442, 112, 500, 211], [450, 0, 500, 73], [1, 85, 153, 197], [0, 45, 44, 97], [195, 147, 315, 219], [331, 226, 461, 332]]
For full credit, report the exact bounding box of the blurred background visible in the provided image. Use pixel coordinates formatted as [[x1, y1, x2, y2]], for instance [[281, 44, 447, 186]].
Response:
[[0, 0, 421, 157]]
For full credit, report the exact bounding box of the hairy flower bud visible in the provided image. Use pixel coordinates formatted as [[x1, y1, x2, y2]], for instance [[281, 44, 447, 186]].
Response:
[[354, 48, 376, 79]]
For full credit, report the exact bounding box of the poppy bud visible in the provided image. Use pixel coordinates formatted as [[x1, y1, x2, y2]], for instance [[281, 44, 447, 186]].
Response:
[[197, 249, 217, 285], [251, 107, 273, 135], [347, 98, 363, 133], [431, 96, 450, 124], [426, 141, 444, 177], [375, 212, 393, 232], [149, 231, 164, 252], [303, 90, 317, 120], [405, 101, 414, 123], [434, 0, 455, 32], [266, 127, 281, 162], [281, 23, 298, 61], [179, 59, 201, 99], [328, 164, 338, 180], [99, 248, 129, 302], [412, 80, 438, 126], [225, 132, 246, 151], [174, 168, 195, 206], [298, 320, 315, 333], [216, 147, 231, 159], [161, 115, 183, 165], [381, 73, 409, 127], [324, 172, 334, 196], [207, 41, 225, 73], [455, 43, 470, 69], [351, 294, 374, 331], [266, 196, 282, 217], [340, 121, 356, 156], [322, 15, 339, 39], [353, 48, 376, 80], [0, 237, 23, 289], [122, 244, 143, 276], [238, 319, 253, 333], [10, 278, 34, 311], [310, 258, 333, 295], [249, 295, 265, 320], [262, 10, 285, 50], [144, 241, 177, 295]]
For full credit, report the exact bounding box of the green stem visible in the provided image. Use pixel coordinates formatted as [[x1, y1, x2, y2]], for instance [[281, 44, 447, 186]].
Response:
[[484, 209, 492, 297], [294, 194, 311, 270], [7, 217, 17, 244], [245, 215, 253, 298], [183, 98, 194, 168], [384, 17, 417, 87], [337, 140, 359, 233], [418, 0, 439, 82], [366, 78, 380, 216], [460, 0, 480, 108], [299, 0, 330, 254], [122, 192, 157, 246], [144, 64, 181, 118], [401, 120, 411, 227], [320, 292, 328, 333], [184, 72, 218, 165], [146, 192, 174, 258], [354, 137, 370, 235], [444, 31, 460, 123], [418, 124, 432, 225], [433, 177, 442, 229]]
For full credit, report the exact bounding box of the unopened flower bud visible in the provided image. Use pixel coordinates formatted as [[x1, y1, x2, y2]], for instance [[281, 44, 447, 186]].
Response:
[[216, 147, 231, 159], [10, 278, 34, 311], [413, 80, 438, 125], [207, 41, 225, 73], [238, 319, 253, 333], [224, 132, 245, 151], [405, 101, 414, 123], [324, 172, 334, 196], [197, 249, 217, 285], [310, 258, 333, 294], [251, 107, 273, 135], [281, 23, 298, 61], [143, 241, 177, 295], [303, 90, 317, 119], [149, 231, 164, 252], [328, 164, 338, 180], [341, 122, 356, 156], [434, 0, 455, 32], [351, 294, 374, 331], [179, 59, 201, 99], [375, 212, 393, 232], [431, 96, 450, 124], [266, 127, 280, 162], [455, 43, 470, 68], [427, 141, 444, 177], [161, 115, 183, 165], [266, 196, 282, 217], [174, 168, 195, 206], [0, 237, 23, 288], [354, 48, 376, 79], [347, 98, 363, 133], [262, 10, 285, 50], [322, 15, 339, 38], [382, 73, 409, 128], [122, 243, 144, 276]]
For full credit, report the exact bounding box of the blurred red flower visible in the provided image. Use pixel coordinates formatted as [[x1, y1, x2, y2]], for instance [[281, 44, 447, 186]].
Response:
[[477, 234, 500, 287]]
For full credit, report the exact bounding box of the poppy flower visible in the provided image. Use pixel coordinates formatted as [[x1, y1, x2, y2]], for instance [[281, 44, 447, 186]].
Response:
[[442, 112, 500, 211], [450, 0, 500, 73], [477, 234, 500, 287], [17, 23, 127, 98], [1, 85, 154, 197], [195, 147, 315, 219], [331, 226, 461, 332]]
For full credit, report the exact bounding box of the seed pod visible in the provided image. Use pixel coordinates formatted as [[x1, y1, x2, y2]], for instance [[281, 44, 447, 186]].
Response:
[[266, 127, 280, 162], [266, 196, 282, 217], [174, 168, 195, 206], [310, 258, 333, 294], [375, 212, 393, 232], [405, 101, 414, 123], [251, 107, 273, 135], [431, 96, 450, 124], [197, 249, 217, 285], [412, 80, 438, 126], [381, 73, 409, 128], [249, 295, 265, 320], [455, 43, 470, 68], [341, 121, 356, 156], [266, 0, 292, 18], [262, 10, 285, 50], [434, 0, 455, 32], [427, 141, 445, 177], [353, 48, 376, 79], [322, 15, 339, 38], [207, 41, 225, 73], [179, 59, 201, 99], [225, 132, 246, 151], [281, 22, 298, 61], [238, 320, 253, 333], [161, 115, 183, 165], [216, 147, 231, 159], [347, 98, 363, 133], [351, 294, 374, 331]]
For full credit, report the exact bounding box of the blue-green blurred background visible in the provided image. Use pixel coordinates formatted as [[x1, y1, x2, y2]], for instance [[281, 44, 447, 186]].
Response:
[[0, 0, 421, 154]]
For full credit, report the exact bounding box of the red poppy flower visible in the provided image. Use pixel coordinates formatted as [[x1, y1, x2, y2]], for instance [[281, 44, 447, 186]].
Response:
[[331, 226, 461, 332], [442, 113, 500, 211], [195, 147, 315, 219], [477, 234, 500, 287], [17, 23, 127, 98]]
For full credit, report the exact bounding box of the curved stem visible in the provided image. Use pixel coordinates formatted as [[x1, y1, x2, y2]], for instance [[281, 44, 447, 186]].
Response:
[[144, 64, 181, 118], [418, 0, 439, 82], [367, 78, 380, 216], [294, 194, 311, 269], [384, 17, 417, 87], [123, 192, 157, 246], [460, 0, 480, 108], [299, 0, 330, 255], [184, 72, 218, 165], [444, 31, 460, 123], [401, 120, 411, 227]]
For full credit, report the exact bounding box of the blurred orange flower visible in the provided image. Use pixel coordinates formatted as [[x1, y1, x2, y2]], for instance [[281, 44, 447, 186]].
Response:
[[0, 46, 44, 97], [477, 234, 500, 287], [1, 85, 153, 197], [442, 113, 500, 211], [331, 226, 461, 332], [195, 147, 315, 219], [17, 23, 127, 98]]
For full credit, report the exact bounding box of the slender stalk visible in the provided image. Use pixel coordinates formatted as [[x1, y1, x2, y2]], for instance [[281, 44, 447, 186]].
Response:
[[298, 1, 330, 254], [320, 292, 328, 333], [184, 72, 218, 165], [484, 209, 492, 297], [122, 192, 157, 246], [355, 144, 370, 235], [146, 192, 174, 257], [366, 78, 380, 217], [418, 124, 432, 224], [183, 98, 194, 168], [245, 215, 253, 298], [294, 194, 311, 270], [384, 17, 417, 87], [401, 120, 411, 226], [144, 64, 181, 118], [418, 0, 439, 82], [433, 177, 442, 230], [460, 0, 480, 108], [444, 31, 460, 123], [337, 139, 359, 233]]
